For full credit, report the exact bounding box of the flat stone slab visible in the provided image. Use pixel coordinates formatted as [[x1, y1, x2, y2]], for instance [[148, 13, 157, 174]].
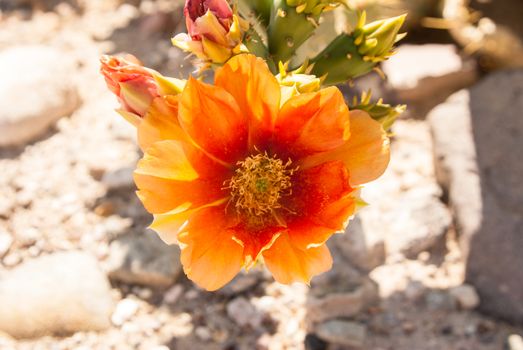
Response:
[[429, 69, 523, 323]]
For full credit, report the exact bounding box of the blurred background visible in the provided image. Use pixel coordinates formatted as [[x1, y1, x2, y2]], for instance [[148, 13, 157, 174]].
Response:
[[0, 0, 522, 349]]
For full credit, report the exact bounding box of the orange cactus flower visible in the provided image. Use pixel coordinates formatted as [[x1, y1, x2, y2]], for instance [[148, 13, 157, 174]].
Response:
[[133, 54, 390, 291]]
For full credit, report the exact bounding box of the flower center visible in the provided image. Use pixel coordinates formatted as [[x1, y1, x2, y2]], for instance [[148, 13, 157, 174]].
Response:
[[225, 152, 296, 217]]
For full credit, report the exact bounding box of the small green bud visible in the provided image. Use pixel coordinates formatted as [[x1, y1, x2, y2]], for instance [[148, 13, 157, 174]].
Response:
[[351, 90, 406, 130], [309, 11, 406, 85], [276, 60, 323, 102], [353, 12, 407, 63]]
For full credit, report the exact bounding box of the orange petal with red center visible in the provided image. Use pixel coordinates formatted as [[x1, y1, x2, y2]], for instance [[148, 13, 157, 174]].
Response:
[[262, 233, 333, 284], [179, 77, 248, 165], [285, 160, 352, 219], [134, 140, 226, 214], [215, 54, 280, 149], [287, 193, 357, 250], [301, 110, 390, 186], [138, 96, 186, 151], [231, 225, 282, 269], [273, 87, 349, 158], [178, 206, 244, 291]]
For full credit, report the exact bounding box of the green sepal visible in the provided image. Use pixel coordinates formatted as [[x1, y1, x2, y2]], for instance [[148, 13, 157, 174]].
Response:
[[350, 90, 406, 131]]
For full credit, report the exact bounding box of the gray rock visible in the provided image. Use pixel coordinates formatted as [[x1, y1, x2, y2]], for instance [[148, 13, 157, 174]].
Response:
[[307, 236, 379, 325], [449, 284, 480, 310], [226, 297, 263, 328], [107, 231, 183, 288], [307, 278, 378, 324], [334, 216, 385, 272], [0, 46, 80, 147], [425, 290, 457, 311], [315, 320, 366, 348], [404, 280, 427, 302], [0, 251, 114, 338], [384, 190, 451, 257], [428, 70, 523, 323], [102, 166, 135, 191], [163, 284, 184, 305], [382, 44, 477, 116], [220, 270, 260, 296]]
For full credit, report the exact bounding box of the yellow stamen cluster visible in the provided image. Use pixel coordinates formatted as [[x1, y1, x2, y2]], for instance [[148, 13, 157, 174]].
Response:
[[225, 152, 296, 217]]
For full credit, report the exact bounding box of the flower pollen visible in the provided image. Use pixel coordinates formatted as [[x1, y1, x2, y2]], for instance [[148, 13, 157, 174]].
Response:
[[225, 152, 296, 218]]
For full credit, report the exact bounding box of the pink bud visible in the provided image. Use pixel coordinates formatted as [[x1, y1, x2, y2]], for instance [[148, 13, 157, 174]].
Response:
[[100, 55, 160, 118], [184, 0, 233, 38]]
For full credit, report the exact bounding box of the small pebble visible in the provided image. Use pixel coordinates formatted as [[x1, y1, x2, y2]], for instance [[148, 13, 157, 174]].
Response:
[[112, 298, 139, 326], [508, 334, 523, 350], [164, 285, 184, 305]]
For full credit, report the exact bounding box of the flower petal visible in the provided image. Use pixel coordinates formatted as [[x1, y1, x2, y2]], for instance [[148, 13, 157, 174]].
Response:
[[287, 194, 357, 250], [179, 77, 248, 165], [215, 54, 281, 149], [285, 160, 352, 219], [281, 161, 355, 250], [193, 11, 229, 46], [263, 233, 332, 284], [150, 198, 229, 245], [231, 225, 282, 269], [300, 110, 390, 186], [178, 206, 244, 291], [134, 140, 227, 214], [343, 110, 390, 185], [138, 96, 186, 151], [273, 87, 350, 158]]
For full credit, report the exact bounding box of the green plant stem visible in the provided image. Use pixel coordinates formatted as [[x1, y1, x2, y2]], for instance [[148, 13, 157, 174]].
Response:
[[268, 0, 318, 64], [310, 33, 376, 86]]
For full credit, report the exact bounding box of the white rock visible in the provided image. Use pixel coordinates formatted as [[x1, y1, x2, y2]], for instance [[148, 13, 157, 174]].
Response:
[[0, 251, 114, 338], [316, 320, 367, 348], [382, 44, 477, 112], [195, 326, 212, 341], [226, 297, 263, 328], [111, 298, 139, 326], [384, 190, 451, 257], [384, 44, 465, 89], [0, 232, 13, 258], [508, 334, 523, 350], [0, 46, 80, 147], [449, 284, 480, 310]]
